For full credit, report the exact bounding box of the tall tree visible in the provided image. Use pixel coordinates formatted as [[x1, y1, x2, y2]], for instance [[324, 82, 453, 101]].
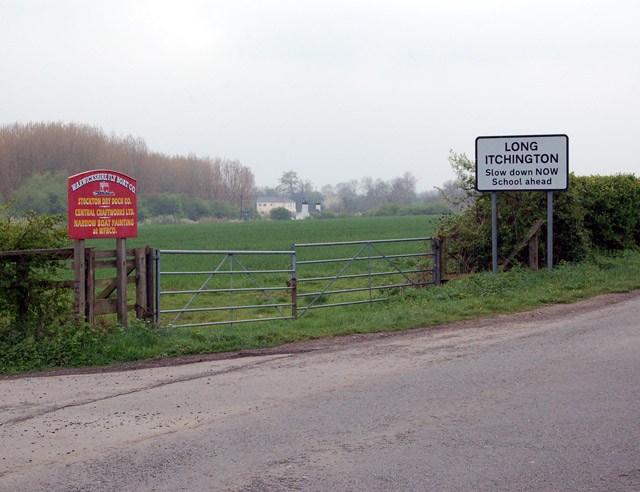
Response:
[[277, 171, 301, 197], [220, 159, 255, 207]]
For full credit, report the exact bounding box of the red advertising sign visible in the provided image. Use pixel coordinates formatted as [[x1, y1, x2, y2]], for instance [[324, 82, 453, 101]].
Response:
[[68, 170, 137, 239]]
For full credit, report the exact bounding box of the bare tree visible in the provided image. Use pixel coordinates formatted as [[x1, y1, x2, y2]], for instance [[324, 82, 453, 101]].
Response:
[[0, 122, 255, 208], [220, 160, 255, 206], [389, 172, 417, 205]]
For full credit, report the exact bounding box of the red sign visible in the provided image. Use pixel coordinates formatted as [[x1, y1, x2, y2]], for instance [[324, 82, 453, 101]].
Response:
[[68, 170, 137, 239]]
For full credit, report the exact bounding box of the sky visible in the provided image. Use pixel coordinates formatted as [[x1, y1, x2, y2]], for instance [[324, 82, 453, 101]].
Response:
[[1, 0, 639, 192]]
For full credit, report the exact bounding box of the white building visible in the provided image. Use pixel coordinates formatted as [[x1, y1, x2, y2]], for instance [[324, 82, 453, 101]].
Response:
[[295, 200, 310, 220], [256, 196, 296, 216]]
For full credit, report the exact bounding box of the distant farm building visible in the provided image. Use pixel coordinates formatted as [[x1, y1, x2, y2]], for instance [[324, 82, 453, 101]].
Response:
[[256, 197, 296, 216]]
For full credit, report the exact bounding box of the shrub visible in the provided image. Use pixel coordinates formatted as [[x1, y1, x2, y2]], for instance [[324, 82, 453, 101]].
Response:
[[0, 205, 72, 328], [209, 200, 240, 219], [313, 209, 351, 219], [180, 196, 211, 221], [0, 320, 108, 373], [270, 207, 293, 220], [143, 193, 184, 218], [576, 174, 640, 250], [137, 194, 241, 222]]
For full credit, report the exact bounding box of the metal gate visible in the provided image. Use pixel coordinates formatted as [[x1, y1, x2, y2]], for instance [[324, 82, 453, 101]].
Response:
[[155, 249, 296, 327], [293, 237, 440, 318], [155, 237, 440, 327]]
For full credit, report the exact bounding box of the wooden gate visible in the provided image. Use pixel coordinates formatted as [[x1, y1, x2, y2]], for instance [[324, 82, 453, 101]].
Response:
[[0, 246, 154, 325], [81, 246, 154, 324]]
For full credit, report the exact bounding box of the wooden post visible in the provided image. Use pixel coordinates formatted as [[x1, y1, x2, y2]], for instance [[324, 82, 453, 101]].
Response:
[[74, 239, 86, 322], [528, 233, 539, 270], [135, 248, 147, 320], [503, 219, 545, 270], [116, 238, 127, 326], [85, 248, 96, 324], [433, 237, 442, 286]]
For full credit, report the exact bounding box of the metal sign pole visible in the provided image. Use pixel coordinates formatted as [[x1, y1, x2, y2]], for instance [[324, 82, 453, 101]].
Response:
[[547, 191, 553, 270], [492, 192, 498, 274]]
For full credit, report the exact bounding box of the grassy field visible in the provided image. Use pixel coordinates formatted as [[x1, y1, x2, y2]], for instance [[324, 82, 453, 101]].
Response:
[[88, 215, 440, 251]]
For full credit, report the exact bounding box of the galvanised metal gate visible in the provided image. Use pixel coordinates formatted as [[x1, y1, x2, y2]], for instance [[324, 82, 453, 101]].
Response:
[[155, 237, 440, 327], [155, 249, 296, 327], [293, 237, 440, 318]]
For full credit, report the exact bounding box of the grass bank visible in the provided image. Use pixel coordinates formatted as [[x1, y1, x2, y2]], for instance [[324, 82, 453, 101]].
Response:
[[2, 249, 639, 374]]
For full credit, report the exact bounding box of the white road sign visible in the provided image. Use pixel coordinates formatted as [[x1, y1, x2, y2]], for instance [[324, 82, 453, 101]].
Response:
[[476, 134, 569, 191]]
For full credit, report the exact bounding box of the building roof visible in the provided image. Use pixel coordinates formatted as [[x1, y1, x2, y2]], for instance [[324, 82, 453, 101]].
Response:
[[257, 196, 295, 203]]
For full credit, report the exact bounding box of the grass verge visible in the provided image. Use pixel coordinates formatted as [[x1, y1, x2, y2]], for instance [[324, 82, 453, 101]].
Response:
[[2, 249, 639, 375]]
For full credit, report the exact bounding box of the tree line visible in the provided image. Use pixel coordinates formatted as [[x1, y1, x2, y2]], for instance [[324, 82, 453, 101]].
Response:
[[1, 121, 453, 220], [0, 122, 254, 207]]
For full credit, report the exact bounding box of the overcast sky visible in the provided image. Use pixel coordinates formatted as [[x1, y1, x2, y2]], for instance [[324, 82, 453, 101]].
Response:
[[2, 0, 639, 192]]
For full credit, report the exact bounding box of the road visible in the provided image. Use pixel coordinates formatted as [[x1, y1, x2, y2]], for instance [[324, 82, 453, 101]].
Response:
[[1, 291, 640, 491]]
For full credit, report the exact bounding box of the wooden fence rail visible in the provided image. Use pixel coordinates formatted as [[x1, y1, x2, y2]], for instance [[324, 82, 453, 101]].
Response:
[[440, 220, 545, 280]]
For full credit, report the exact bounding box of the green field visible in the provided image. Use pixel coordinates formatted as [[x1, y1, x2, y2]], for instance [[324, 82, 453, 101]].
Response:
[[88, 215, 441, 251], [86, 216, 442, 327]]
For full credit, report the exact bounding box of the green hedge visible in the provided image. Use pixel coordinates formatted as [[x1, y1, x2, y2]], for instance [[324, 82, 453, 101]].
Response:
[[438, 173, 640, 272], [576, 174, 640, 250], [0, 206, 72, 328]]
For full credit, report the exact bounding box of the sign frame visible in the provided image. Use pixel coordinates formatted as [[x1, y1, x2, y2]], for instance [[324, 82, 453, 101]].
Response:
[[475, 134, 569, 192]]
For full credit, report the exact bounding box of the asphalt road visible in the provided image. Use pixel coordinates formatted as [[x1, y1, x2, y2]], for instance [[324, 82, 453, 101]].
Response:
[[1, 291, 640, 491]]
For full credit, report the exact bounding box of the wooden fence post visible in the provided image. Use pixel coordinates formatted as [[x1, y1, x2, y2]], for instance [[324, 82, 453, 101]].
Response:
[[528, 233, 539, 270], [433, 237, 442, 286], [74, 239, 86, 322], [116, 238, 127, 326], [135, 248, 147, 320], [503, 219, 545, 270], [85, 248, 95, 324]]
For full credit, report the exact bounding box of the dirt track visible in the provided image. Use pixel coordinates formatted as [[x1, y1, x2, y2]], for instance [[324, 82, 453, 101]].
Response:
[[1, 290, 639, 491]]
